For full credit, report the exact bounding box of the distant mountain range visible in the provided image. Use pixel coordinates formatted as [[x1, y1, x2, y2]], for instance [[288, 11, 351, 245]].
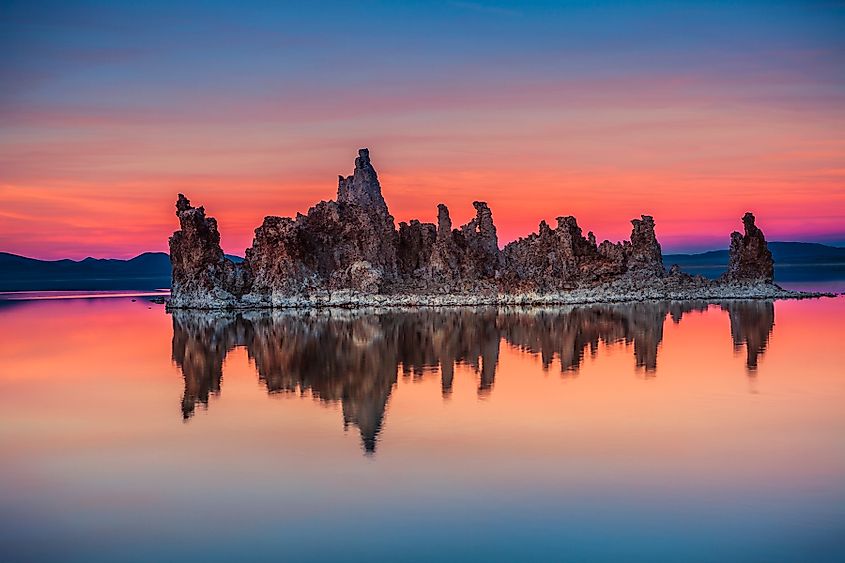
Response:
[[1, 242, 842, 291], [665, 242, 845, 282], [0, 252, 242, 291]]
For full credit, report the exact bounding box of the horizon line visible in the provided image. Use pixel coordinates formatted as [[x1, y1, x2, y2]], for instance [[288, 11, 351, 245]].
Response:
[[3, 239, 845, 263]]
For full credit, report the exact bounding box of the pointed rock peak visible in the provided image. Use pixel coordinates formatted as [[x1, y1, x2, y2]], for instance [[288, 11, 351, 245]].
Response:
[[630, 215, 659, 246], [742, 212, 759, 236], [337, 147, 388, 215], [464, 201, 499, 255], [632, 215, 656, 229], [356, 148, 371, 168], [627, 215, 663, 272], [174, 194, 211, 231], [556, 215, 579, 231], [436, 204, 452, 238], [176, 193, 193, 214], [469, 202, 497, 238], [725, 212, 773, 283]]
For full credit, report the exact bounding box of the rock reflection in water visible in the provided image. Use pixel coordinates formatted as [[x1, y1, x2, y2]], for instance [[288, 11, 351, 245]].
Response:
[[720, 301, 775, 372], [171, 301, 775, 453]]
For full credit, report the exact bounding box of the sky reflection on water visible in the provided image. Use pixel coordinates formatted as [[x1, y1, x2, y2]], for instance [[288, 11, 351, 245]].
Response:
[[172, 301, 777, 453], [1, 297, 843, 562]]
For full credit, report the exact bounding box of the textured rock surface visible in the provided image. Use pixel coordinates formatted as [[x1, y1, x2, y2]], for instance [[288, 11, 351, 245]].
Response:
[[168, 149, 805, 309], [242, 148, 397, 299], [168, 194, 250, 307], [722, 212, 775, 283], [499, 214, 662, 291]]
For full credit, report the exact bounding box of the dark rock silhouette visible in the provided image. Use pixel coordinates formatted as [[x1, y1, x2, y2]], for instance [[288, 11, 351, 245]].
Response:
[[720, 300, 775, 372], [172, 308, 505, 452], [169, 194, 251, 304], [243, 149, 398, 300], [168, 149, 789, 308], [722, 212, 775, 283], [500, 214, 663, 291], [171, 310, 247, 419], [172, 301, 774, 452]]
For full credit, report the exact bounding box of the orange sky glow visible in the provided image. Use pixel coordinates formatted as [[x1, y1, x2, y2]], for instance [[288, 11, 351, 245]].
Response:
[[1, 2, 843, 259]]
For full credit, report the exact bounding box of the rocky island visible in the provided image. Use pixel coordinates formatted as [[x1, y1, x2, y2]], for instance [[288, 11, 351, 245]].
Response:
[[168, 148, 813, 309]]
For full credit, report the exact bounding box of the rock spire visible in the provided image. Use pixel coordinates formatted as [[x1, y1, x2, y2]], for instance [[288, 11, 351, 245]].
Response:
[[168, 149, 784, 308], [723, 212, 774, 283]]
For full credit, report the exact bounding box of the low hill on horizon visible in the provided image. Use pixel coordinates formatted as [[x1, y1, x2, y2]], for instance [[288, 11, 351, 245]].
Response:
[[665, 241, 845, 265], [1, 242, 842, 291], [665, 242, 845, 282], [0, 252, 242, 291]]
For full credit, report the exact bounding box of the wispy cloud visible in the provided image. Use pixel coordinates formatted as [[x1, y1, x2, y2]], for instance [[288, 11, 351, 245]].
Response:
[[1, 0, 843, 257]]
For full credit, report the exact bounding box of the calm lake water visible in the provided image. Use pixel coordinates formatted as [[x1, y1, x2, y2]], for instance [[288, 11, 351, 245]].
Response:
[[1, 293, 844, 562]]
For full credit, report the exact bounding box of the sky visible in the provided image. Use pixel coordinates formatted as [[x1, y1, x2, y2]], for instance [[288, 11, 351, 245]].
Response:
[[1, 0, 844, 259]]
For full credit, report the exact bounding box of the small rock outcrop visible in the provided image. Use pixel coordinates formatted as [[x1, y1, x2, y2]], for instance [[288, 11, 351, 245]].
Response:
[[168, 148, 786, 309], [722, 212, 774, 283], [169, 194, 250, 306], [628, 215, 664, 273], [500, 214, 663, 291]]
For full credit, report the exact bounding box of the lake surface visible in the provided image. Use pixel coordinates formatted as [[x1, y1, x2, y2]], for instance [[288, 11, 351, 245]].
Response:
[[1, 294, 844, 562]]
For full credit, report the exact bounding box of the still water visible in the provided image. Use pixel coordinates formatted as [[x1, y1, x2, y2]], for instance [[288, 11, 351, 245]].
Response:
[[1, 295, 843, 562]]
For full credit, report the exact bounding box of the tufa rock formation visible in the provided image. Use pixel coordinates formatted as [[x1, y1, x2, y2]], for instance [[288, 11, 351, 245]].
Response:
[[722, 212, 775, 284], [169, 194, 250, 304], [169, 148, 784, 308], [500, 214, 663, 291], [245, 148, 397, 297]]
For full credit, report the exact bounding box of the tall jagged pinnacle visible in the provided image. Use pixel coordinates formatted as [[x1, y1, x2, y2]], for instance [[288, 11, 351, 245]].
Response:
[[337, 148, 389, 216], [176, 193, 192, 214], [436, 203, 452, 240], [627, 215, 664, 272], [168, 147, 786, 309]]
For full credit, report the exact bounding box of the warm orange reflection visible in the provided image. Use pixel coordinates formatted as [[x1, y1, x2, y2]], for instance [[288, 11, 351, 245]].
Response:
[[0, 297, 841, 462], [171, 301, 778, 453], [0, 296, 843, 559]]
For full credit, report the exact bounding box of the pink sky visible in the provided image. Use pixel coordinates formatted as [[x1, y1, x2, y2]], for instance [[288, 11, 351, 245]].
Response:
[[1, 2, 843, 259]]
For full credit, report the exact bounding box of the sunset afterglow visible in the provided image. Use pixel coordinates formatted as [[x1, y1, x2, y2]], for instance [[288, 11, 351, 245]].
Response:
[[1, 1, 844, 259]]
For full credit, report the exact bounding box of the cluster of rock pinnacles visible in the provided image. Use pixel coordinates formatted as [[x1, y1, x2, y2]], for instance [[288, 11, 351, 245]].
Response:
[[169, 148, 774, 305]]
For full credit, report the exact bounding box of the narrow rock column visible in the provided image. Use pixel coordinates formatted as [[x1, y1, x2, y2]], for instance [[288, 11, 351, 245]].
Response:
[[169, 194, 246, 305], [337, 148, 390, 216], [723, 212, 774, 283], [627, 215, 664, 273]]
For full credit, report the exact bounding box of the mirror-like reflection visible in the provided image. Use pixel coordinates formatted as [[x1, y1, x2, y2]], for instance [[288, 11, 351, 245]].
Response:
[[3, 296, 842, 562], [172, 301, 775, 453], [719, 301, 775, 371]]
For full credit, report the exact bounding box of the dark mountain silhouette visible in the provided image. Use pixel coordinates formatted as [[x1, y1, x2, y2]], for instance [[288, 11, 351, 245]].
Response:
[[0, 251, 172, 291], [0, 241, 839, 291], [0, 251, 242, 291], [665, 242, 845, 281]]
